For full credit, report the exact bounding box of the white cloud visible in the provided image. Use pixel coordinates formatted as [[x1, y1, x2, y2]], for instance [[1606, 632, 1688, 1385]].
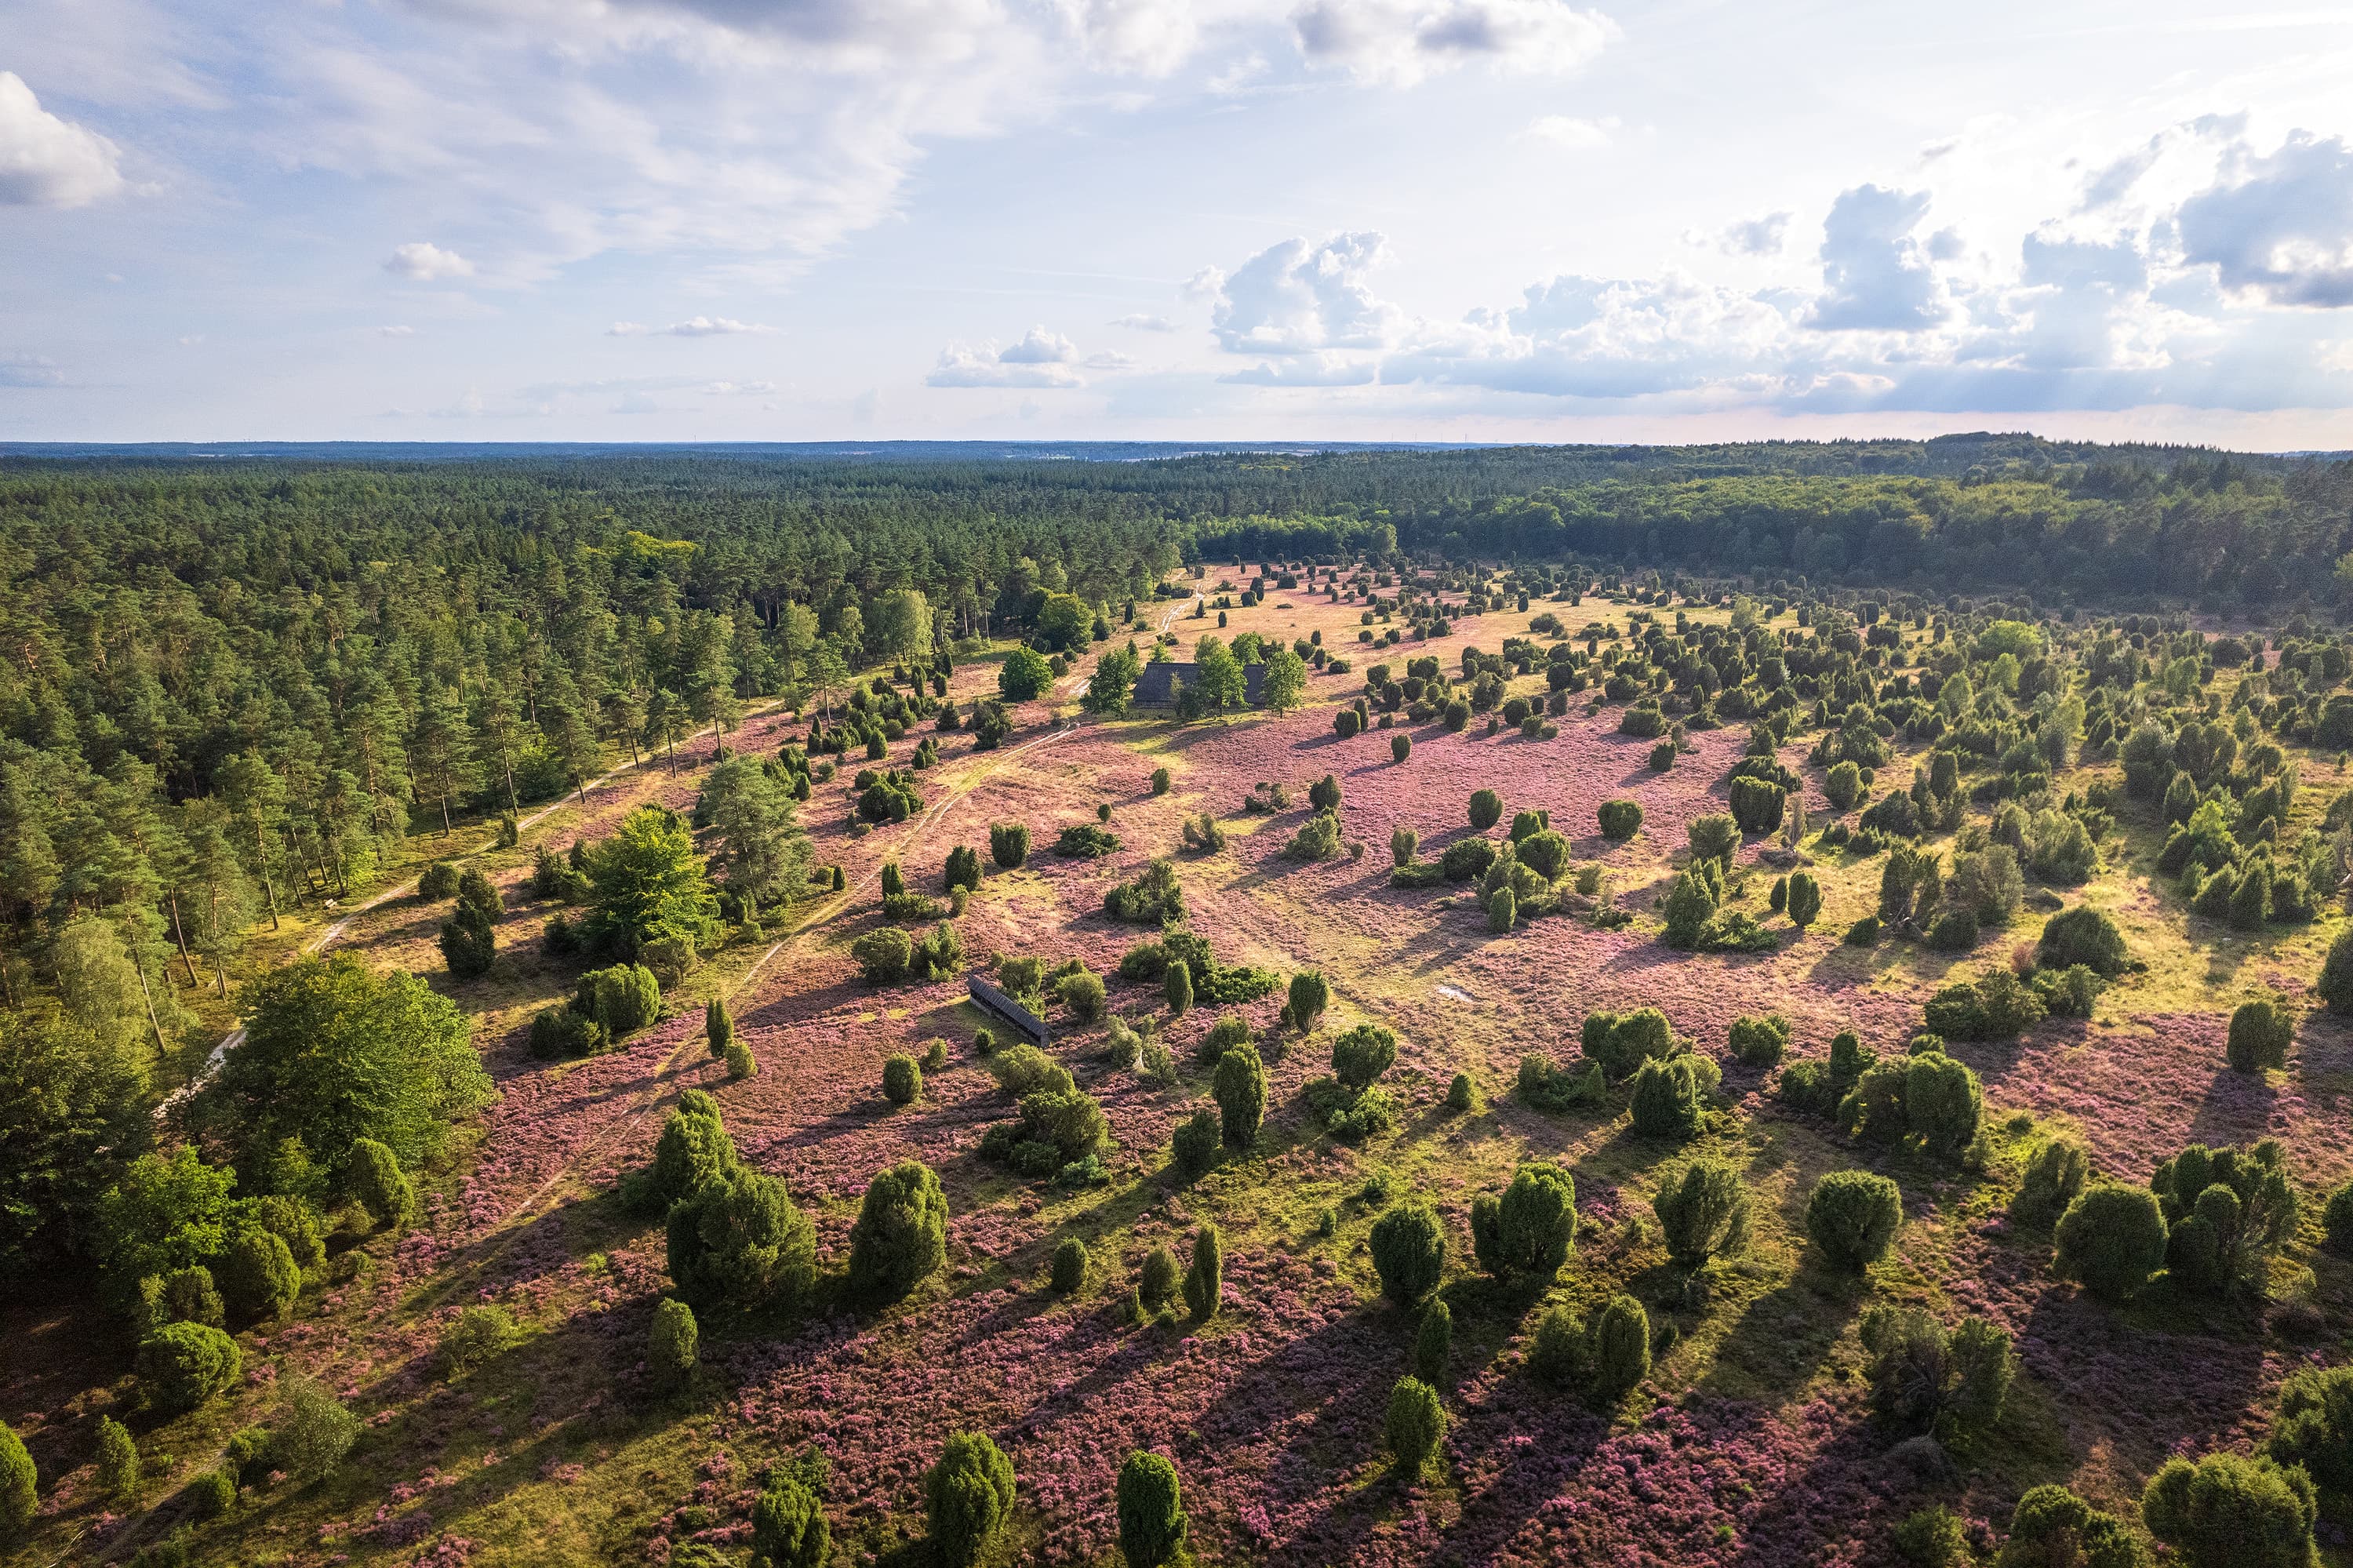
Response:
[[998, 326, 1079, 363], [384, 241, 475, 281], [926, 340, 1087, 387], [380, 324, 416, 337], [1110, 313, 1179, 331], [1084, 350, 1134, 369], [1715, 213, 1790, 256], [608, 316, 776, 337], [1522, 114, 1617, 149], [1805, 184, 1947, 332], [2176, 130, 2353, 307], [0, 354, 65, 387], [1209, 231, 1406, 355], [0, 71, 125, 207], [1292, 0, 1617, 85], [1220, 353, 1377, 386]]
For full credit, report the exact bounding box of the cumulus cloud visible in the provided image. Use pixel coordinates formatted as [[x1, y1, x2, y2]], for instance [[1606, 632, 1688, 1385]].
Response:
[[379, 324, 416, 337], [1084, 350, 1134, 369], [1209, 231, 1405, 355], [1522, 114, 1617, 149], [1291, 0, 1616, 85], [2176, 131, 2353, 307], [1712, 213, 1788, 256], [1220, 353, 1377, 386], [997, 326, 1079, 363], [1805, 184, 1946, 332], [607, 316, 775, 337], [926, 337, 1087, 388], [1110, 312, 1179, 331], [0, 71, 125, 207], [384, 242, 475, 281]]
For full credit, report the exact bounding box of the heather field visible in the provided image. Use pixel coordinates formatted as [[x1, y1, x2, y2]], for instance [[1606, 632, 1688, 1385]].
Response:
[[12, 570, 2353, 1568]]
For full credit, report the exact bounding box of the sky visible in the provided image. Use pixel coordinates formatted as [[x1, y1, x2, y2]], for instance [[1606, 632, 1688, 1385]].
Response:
[[4, 0, 2353, 447]]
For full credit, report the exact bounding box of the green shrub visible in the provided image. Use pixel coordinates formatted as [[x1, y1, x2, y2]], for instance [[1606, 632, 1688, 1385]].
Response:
[[1151, 765, 1173, 795], [418, 860, 461, 900], [2318, 925, 2353, 1014], [137, 1321, 242, 1413], [2038, 905, 2131, 975], [1331, 1023, 1397, 1089], [1844, 914, 1881, 946], [1116, 1451, 1187, 1568], [1138, 1244, 1180, 1308], [1859, 1304, 2012, 1440], [1487, 885, 1517, 932], [751, 1473, 830, 1568], [1518, 1053, 1605, 1111], [1182, 1224, 1223, 1319], [2054, 1183, 2169, 1301], [2325, 1180, 2353, 1254], [989, 822, 1030, 869], [218, 1228, 300, 1323], [1596, 799, 1643, 840], [92, 1413, 140, 1504], [882, 1053, 922, 1105], [2227, 999, 2294, 1073], [1472, 1163, 1577, 1279], [1441, 835, 1498, 882], [1924, 970, 2047, 1042], [2141, 1451, 2316, 1568], [0, 1422, 34, 1534], [1652, 1158, 1751, 1267], [1446, 1071, 1475, 1111], [1163, 958, 1193, 1016], [726, 1038, 758, 1079], [1587, 1294, 1651, 1403], [847, 1160, 948, 1301], [1785, 871, 1823, 928], [639, 1093, 737, 1214], [926, 1431, 1016, 1568], [1414, 1300, 1452, 1384], [1525, 1304, 1584, 1386], [1727, 1013, 1789, 1068], [704, 997, 733, 1059], [1056, 824, 1121, 858], [1579, 1006, 1678, 1079], [529, 1004, 605, 1060], [667, 1166, 817, 1311], [1170, 1109, 1220, 1180], [345, 1137, 413, 1230], [2013, 1132, 2091, 1225], [2004, 1486, 2144, 1568], [1926, 908, 1979, 951], [1628, 1055, 1715, 1139], [1392, 733, 1413, 763], [1369, 1204, 1445, 1306], [186, 1465, 235, 1519], [1213, 1043, 1266, 1148], [1284, 970, 1330, 1031], [650, 1297, 698, 1388], [267, 1376, 361, 1480], [2266, 1363, 2353, 1497], [442, 1304, 519, 1375], [1468, 789, 1504, 829], [1385, 1377, 1446, 1478], [1051, 1239, 1089, 1294], [944, 845, 983, 893], [1892, 1505, 1966, 1566], [1806, 1170, 1902, 1269]]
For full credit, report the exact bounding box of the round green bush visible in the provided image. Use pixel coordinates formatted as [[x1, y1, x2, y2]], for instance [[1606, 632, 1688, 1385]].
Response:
[[751, 1475, 829, 1568], [1385, 1377, 1446, 1478], [1050, 1239, 1089, 1294], [529, 1004, 605, 1060], [1727, 1013, 1790, 1068], [2013, 1133, 2091, 1225], [136, 1321, 242, 1413], [926, 1432, 1015, 1567], [1596, 799, 1643, 840], [2054, 1182, 2169, 1301], [1369, 1204, 1445, 1306], [417, 860, 460, 900], [704, 997, 733, 1058], [2324, 1180, 2353, 1254], [1151, 766, 1172, 794], [1116, 1451, 1187, 1568], [186, 1465, 235, 1519], [944, 844, 983, 893], [726, 1038, 758, 1079], [1628, 1056, 1709, 1140], [1170, 1109, 1220, 1180], [1587, 1294, 1652, 1403], [2036, 905, 2130, 976], [650, 1297, 698, 1388], [1805, 1170, 1902, 1270], [2141, 1450, 2316, 1568], [1480, 1162, 1577, 1279], [989, 822, 1030, 869], [2319, 925, 2353, 1014], [1786, 871, 1823, 928], [1163, 958, 1193, 1017], [1468, 789, 1504, 830], [2006, 1487, 2140, 1568], [1445, 1072, 1475, 1111], [883, 1053, 922, 1105], [1488, 885, 1517, 932], [1392, 733, 1412, 764], [847, 1160, 948, 1301], [2267, 1363, 2353, 1497], [1653, 1157, 1751, 1267], [441, 1304, 518, 1375], [1331, 1024, 1397, 1090], [0, 1421, 34, 1535], [267, 1377, 361, 1480], [1138, 1245, 1180, 1309], [2226, 998, 2294, 1073], [218, 1228, 300, 1323]]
